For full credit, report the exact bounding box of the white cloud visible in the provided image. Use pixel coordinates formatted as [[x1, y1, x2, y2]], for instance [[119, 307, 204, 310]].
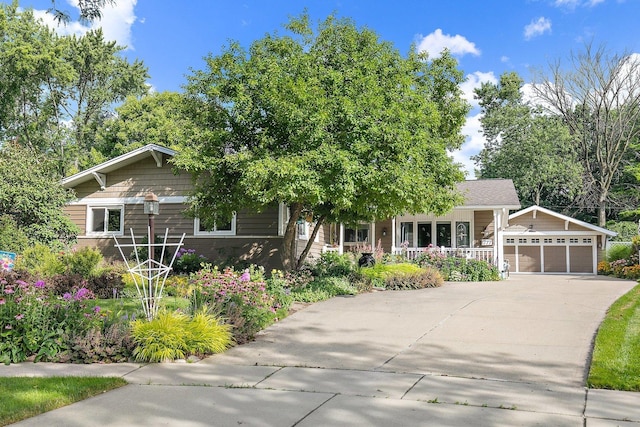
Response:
[[453, 112, 487, 178], [524, 17, 552, 40], [554, 0, 604, 8], [415, 29, 480, 59], [32, 0, 137, 50]]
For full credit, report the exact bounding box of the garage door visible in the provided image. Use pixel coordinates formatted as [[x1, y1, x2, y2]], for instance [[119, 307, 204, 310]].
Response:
[[569, 246, 593, 273], [544, 246, 567, 272], [518, 246, 541, 272], [503, 239, 595, 274]]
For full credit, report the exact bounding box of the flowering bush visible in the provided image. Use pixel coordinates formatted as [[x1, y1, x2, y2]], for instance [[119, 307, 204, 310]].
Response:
[[189, 265, 285, 343], [0, 273, 107, 364], [598, 259, 640, 280]]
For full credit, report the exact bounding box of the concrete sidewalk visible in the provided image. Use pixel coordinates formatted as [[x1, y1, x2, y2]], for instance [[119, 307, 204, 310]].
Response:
[[3, 275, 640, 426]]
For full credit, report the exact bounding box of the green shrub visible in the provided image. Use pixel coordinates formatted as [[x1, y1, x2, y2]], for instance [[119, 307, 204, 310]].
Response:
[[0, 214, 29, 253], [607, 244, 633, 263], [63, 247, 103, 278], [173, 248, 207, 275], [291, 276, 358, 303], [131, 310, 232, 362], [308, 252, 355, 277], [15, 244, 65, 277]]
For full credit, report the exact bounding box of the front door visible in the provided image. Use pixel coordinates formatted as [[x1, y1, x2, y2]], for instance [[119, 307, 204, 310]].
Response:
[[418, 222, 431, 247]]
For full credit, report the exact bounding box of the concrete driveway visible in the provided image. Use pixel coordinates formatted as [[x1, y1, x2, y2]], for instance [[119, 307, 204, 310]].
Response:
[[8, 274, 640, 426], [211, 274, 632, 386]]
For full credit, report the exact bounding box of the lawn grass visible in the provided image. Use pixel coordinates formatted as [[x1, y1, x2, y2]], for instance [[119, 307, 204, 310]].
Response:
[[588, 284, 640, 391], [92, 296, 191, 318], [0, 376, 127, 426]]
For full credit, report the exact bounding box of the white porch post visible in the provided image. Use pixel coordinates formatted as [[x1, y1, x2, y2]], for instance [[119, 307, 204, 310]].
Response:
[[391, 217, 396, 253], [339, 223, 344, 255], [495, 209, 504, 269]]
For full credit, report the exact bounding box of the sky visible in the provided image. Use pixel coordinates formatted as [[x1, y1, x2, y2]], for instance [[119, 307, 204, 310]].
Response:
[[12, 0, 640, 177]]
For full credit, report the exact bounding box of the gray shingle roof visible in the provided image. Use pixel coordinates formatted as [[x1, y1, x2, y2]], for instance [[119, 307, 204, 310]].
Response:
[[457, 179, 521, 208]]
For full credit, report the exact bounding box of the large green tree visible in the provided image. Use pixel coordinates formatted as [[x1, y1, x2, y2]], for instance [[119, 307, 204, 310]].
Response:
[[0, 143, 78, 250], [0, 3, 149, 176], [175, 14, 469, 270], [95, 91, 200, 159], [473, 72, 583, 209]]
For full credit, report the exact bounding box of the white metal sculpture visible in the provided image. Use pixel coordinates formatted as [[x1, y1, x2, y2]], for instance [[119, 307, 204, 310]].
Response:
[[114, 228, 185, 320]]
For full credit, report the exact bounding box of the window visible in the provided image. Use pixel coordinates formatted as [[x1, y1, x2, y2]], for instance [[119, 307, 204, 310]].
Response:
[[544, 238, 553, 243], [88, 206, 123, 235], [418, 222, 432, 247], [345, 224, 370, 243], [506, 238, 515, 244], [297, 221, 320, 242], [557, 238, 565, 243], [194, 214, 236, 236], [518, 238, 527, 243], [400, 222, 414, 246], [531, 238, 540, 243], [436, 222, 451, 247], [583, 238, 592, 243], [569, 238, 579, 244], [455, 222, 470, 248]]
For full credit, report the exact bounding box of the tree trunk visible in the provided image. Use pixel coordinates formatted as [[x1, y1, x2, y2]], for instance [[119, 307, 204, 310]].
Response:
[[295, 215, 326, 270], [281, 203, 303, 271], [598, 197, 607, 228]]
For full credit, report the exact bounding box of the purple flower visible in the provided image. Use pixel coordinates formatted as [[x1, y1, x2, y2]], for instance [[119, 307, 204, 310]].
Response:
[[94, 306, 101, 313], [14, 314, 24, 320], [240, 271, 251, 282], [4, 288, 14, 294], [34, 280, 46, 289], [62, 292, 72, 301], [74, 288, 91, 301]]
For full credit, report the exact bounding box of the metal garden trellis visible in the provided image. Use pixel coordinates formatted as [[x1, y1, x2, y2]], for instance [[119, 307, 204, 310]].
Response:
[[114, 227, 185, 321]]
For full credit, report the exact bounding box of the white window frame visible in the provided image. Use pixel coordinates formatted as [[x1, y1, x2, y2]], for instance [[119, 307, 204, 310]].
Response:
[[86, 205, 124, 236], [194, 214, 237, 236], [298, 221, 320, 242]]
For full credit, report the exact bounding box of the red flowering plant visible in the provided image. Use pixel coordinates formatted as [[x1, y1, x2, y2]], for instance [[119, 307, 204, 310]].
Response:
[[0, 273, 103, 364], [189, 265, 283, 343]]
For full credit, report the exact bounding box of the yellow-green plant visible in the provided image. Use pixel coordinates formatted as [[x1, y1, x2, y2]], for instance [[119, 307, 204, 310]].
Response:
[[184, 309, 233, 354], [131, 310, 232, 362]]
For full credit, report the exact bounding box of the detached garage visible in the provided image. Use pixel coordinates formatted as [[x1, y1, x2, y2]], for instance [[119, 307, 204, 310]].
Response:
[[503, 206, 616, 275]]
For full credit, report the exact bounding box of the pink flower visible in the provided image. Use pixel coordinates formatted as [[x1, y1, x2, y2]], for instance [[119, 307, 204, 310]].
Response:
[[4, 325, 12, 330], [14, 314, 24, 320], [4, 288, 14, 294], [0, 298, 5, 305], [94, 306, 101, 313], [34, 280, 46, 289]]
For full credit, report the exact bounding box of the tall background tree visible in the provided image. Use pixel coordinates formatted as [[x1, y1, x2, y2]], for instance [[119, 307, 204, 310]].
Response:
[[0, 3, 149, 176], [175, 14, 469, 270], [473, 72, 582, 209], [95, 91, 200, 158], [531, 43, 640, 226]]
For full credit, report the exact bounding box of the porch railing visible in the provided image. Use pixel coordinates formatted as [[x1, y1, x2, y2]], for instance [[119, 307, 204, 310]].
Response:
[[393, 247, 495, 264]]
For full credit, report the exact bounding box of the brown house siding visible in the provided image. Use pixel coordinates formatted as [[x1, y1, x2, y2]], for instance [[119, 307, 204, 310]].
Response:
[[73, 156, 191, 199], [473, 210, 494, 247]]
